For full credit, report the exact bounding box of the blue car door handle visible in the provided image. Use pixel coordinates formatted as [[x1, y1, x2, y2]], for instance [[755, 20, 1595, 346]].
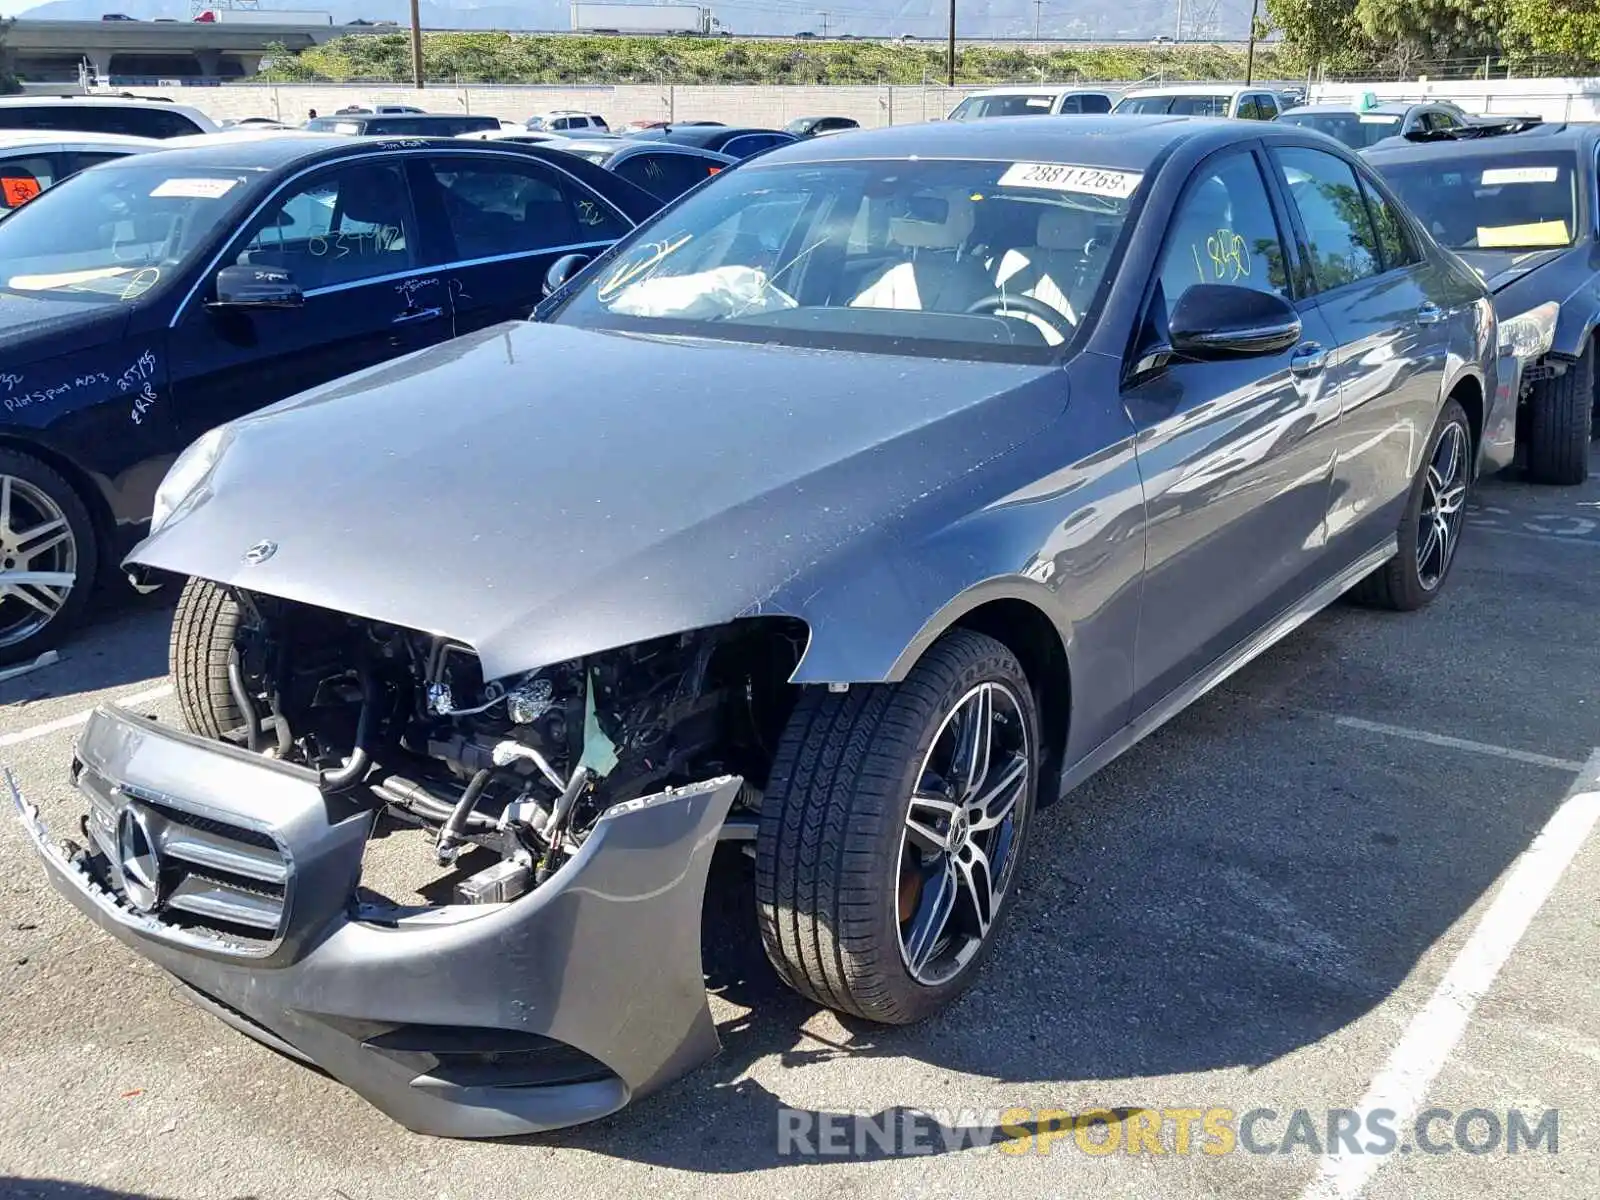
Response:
[[392, 306, 443, 325], [1416, 302, 1445, 326], [1290, 342, 1327, 375]]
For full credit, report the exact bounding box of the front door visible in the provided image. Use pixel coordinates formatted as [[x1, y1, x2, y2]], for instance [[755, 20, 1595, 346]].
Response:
[[168, 158, 450, 445], [1268, 144, 1456, 558], [1124, 146, 1344, 712], [408, 153, 631, 336]]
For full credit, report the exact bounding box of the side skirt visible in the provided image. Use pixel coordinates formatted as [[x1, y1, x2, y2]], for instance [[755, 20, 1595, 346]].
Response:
[[1057, 535, 1399, 798]]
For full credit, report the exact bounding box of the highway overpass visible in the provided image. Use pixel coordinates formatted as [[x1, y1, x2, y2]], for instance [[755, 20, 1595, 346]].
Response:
[[2, 18, 347, 83]]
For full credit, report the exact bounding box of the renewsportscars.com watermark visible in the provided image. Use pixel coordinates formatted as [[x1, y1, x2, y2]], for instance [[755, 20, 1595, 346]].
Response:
[[776, 1106, 1559, 1159]]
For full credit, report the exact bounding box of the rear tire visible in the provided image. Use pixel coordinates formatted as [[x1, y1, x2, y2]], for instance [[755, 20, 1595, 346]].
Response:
[[171, 576, 248, 742], [0, 448, 97, 666], [1352, 398, 1471, 612], [755, 630, 1039, 1024], [1525, 344, 1593, 485]]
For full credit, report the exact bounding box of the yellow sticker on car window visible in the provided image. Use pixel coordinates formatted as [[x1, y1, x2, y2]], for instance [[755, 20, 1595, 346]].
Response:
[[1477, 220, 1570, 248]]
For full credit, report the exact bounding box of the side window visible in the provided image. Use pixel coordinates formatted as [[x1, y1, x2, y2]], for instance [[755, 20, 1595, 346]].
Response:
[[1255, 94, 1279, 120], [1158, 150, 1292, 319], [612, 151, 714, 202], [551, 117, 570, 130], [723, 134, 789, 158], [1060, 95, 1083, 115], [0, 154, 54, 209], [425, 156, 628, 260], [64, 150, 127, 174], [235, 162, 416, 292], [1423, 110, 1460, 131], [1080, 93, 1113, 114], [1272, 146, 1381, 291], [1361, 176, 1420, 270], [1237, 97, 1262, 121]]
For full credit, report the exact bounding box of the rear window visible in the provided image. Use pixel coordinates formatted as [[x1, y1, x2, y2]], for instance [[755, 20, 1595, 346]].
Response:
[[363, 116, 500, 136], [948, 94, 1061, 120], [0, 104, 202, 139], [1374, 152, 1579, 250], [1280, 111, 1404, 150]]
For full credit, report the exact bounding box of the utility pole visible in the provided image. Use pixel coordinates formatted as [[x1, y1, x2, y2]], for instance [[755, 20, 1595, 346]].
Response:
[[947, 0, 956, 86], [1033, 0, 1043, 41], [1174, 0, 1184, 42], [818, 10, 830, 38], [409, 0, 424, 90], [1244, 0, 1259, 84]]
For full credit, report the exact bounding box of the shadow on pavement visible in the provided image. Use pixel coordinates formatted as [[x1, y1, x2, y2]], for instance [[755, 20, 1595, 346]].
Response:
[[0, 586, 174, 707], [0, 1181, 254, 1200], [531, 670, 1583, 1172]]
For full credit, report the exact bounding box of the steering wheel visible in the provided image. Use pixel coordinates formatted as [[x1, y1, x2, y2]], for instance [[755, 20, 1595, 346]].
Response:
[[965, 292, 1075, 341]]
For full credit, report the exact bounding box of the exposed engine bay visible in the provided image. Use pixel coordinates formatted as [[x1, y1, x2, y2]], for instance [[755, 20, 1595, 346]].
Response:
[[220, 588, 805, 906]]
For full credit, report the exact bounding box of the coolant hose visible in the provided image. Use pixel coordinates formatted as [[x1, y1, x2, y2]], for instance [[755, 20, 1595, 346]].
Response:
[[226, 654, 261, 754], [320, 670, 377, 793], [436, 768, 493, 863]]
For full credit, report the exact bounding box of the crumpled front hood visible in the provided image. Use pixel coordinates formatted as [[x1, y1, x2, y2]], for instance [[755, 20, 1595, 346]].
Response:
[[1455, 247, 1570, 293], [133, 321, 1061, 680], [0, 292, 128, 353]]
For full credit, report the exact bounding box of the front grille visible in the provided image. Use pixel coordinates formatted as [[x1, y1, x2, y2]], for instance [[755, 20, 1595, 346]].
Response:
[[82, 777, 289, 946]]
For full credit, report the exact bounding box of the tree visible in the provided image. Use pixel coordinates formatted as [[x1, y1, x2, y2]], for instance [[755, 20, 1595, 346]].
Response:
[[1505, 0, 1600, 68], [0, 19, 20, 96], [1263, 0, 1378, 72], [1355, 0, 1510, 68]]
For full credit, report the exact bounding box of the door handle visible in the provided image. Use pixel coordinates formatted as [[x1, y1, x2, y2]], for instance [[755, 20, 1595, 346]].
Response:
[[392, 306, 443, 325], [1416, 302, 1445, 326], [1290, 342, 1326, 375]]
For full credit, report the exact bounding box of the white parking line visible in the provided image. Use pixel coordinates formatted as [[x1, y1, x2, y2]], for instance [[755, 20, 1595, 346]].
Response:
[[1325, 714, 1587, 772], [0, 683, 173, 750], [1299, 748, 1600, 1200]]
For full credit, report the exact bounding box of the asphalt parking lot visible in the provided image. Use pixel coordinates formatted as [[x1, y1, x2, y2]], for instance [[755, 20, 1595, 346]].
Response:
[[2, 450, 1599, 1200]]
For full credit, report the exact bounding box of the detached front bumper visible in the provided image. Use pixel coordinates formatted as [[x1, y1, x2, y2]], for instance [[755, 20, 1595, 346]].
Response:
[[14, 703, 742, 1139]]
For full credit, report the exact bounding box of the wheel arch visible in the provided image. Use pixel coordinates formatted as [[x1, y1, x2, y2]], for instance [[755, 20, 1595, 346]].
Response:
[[879, 582, 1073, 803], [1444, 368, 1485, 465]]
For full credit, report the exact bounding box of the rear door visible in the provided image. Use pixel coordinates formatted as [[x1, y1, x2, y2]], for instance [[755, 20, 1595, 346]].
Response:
[[1123, 145, 1344, 712], [1266, 144, 1454, 558], [168, 156, 449, 443], [410, 151, 632, 335]]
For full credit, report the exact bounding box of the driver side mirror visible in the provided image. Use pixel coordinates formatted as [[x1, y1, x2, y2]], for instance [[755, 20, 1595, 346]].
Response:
[[1168, 284, 1302, 359], [210, 264, 304, 310], [543, 253, 592, 298]]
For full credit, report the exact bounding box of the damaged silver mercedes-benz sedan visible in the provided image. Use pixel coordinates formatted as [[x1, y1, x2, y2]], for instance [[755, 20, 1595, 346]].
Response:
[[17, 116, 1498, 1137]]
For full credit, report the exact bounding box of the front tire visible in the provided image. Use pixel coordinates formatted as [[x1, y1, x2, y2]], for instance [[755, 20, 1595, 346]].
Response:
[[1525, 344, 1593, 486], [1352, 397, 1471, 612], [171, 576, 250, 742], [755, 630, 1039, 1024]]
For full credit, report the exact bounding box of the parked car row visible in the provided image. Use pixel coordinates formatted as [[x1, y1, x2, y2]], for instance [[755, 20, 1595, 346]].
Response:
[[16, 112, 1512, 1142]]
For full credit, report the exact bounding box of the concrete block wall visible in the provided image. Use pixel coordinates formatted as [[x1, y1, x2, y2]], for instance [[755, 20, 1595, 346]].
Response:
[[116, 81, 1094, 129]]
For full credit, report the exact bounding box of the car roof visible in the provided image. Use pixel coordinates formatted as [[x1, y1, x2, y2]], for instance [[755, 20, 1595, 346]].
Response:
[[0, 94, 214, 123], [1364, 121, 1593, 164], [959, 85, 1117, 98], [1121, 83, 1260, 97], [753, 114, 1259, 171], [0, 129, 161, 150], [1284, 102, 1424, 117]]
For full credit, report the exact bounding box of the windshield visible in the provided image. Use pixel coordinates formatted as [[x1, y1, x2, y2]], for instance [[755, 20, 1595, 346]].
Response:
[[948, 94, 1058, 120], [1375, 152, 1579, 250], [0, 161, 258, 304], [1116, 94, 1230, 116], [550, 157, 1143, 362], [1280, 110, 1403, 149]]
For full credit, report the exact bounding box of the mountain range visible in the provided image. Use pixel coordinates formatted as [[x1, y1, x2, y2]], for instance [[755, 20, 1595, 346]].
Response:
[[10, 0, 1259, 41]]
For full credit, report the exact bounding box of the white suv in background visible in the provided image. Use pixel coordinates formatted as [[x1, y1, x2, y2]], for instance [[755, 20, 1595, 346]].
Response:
[[1113, 84, 1283, 121], [946, 86, 1119, 120], [525, 110, 611, 134], [0, 95, 218, 138]]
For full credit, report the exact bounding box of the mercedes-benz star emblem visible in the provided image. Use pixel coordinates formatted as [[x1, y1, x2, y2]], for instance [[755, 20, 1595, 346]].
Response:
[[116, 805, 163, 913], [243, 540, 278, 565]]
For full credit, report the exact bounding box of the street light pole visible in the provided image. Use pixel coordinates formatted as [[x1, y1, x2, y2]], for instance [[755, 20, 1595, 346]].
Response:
[[947, 0, 956, 86], [409, 0, 424, 90], [1174, 0, 1184, 42], [1034, 0, 1043, 41], [1245, 0, 1260, 84]]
